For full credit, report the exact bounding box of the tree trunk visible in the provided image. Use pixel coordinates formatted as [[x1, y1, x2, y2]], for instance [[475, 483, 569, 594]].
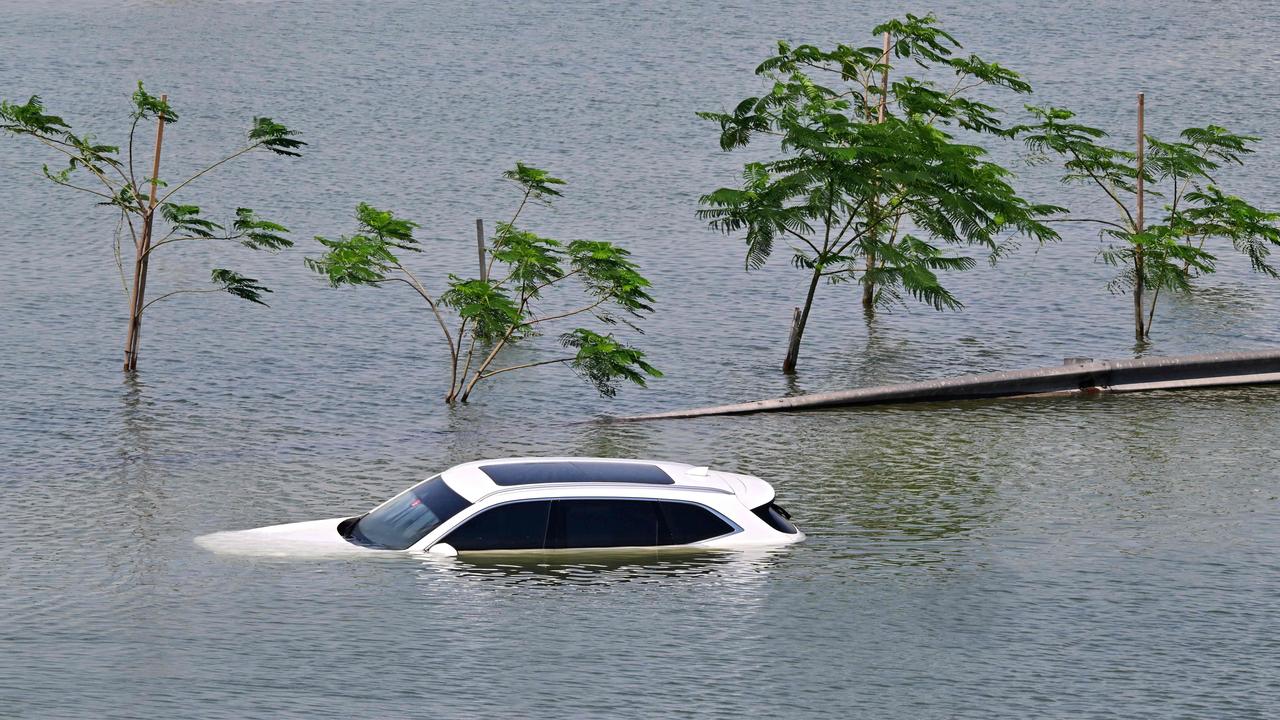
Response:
[[782, 307, 802, 374], [862, 32, 891, 313], [860, 32, 890, 311], [861, 253, 875, 310], [123, 98, 168, 371], [123, 215, 152, 371], [1133, 252, 1145, 340], [1133, 91, 1146, 341], [782, 268, 822, 374]]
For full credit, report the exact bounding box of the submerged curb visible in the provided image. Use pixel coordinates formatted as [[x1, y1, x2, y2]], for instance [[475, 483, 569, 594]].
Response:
[[611, 349, 1280, 421]]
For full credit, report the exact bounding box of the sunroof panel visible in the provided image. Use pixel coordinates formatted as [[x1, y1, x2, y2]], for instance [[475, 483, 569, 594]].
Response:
[[480, 461, 674, 486]]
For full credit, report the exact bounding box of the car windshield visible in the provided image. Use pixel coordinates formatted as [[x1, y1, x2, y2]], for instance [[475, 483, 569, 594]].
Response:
[[347, 475, 471, 550]]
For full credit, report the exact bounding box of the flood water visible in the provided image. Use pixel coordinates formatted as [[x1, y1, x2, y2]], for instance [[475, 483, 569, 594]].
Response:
[[2, 1, 1279, 717]]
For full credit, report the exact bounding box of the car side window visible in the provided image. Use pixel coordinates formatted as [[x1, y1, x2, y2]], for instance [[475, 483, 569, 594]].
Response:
[[547, 499, 660, 549], [657, 501, 735, 544], [441, 500, 552, 552]]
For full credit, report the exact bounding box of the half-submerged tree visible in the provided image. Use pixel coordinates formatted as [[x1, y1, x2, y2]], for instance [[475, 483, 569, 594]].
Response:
[[307, 163, 661, 403], [0, 83, 303, 370], [698, 14, 1059, 373], [1017, 95, 1280, 340]]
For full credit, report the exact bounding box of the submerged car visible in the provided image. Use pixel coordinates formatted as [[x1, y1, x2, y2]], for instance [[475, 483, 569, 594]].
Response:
[[197, 457, 802, 556]]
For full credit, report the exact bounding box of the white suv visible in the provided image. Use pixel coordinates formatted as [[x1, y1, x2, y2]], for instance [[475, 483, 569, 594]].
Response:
[[198, 458, 803, 557]]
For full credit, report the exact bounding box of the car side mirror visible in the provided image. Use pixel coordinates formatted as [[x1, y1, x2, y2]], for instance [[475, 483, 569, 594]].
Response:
[[427, 542, 458, 557]]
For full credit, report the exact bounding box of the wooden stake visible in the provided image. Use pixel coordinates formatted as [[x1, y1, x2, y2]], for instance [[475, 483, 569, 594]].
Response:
[[1136, 93, 1145, 230], [476, 218, 488, 282], [877, 31, 890, 123], [783, 307, 803, 374], [1134, 92, 1146, 340], [123, 96, 167, 371], [863, 31, 891, 309]]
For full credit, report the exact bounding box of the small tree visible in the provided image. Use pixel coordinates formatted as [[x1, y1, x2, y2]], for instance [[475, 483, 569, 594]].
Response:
[[698, 14, 1058, 373], [306, 163, 661, 403], [0, 83, 303, 370], [1017, 98, 1280, 340]]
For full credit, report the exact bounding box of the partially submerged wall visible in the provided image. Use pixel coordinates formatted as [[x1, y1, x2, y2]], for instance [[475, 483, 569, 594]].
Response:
[[613, 349, 1280, 421]]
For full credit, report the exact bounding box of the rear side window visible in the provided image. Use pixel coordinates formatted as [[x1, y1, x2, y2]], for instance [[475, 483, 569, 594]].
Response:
[[442, 500, 552, 552], [548, 499, 660, 549], [542, 499, 737, 549], [752, 503, 798, 534], [658, 501, 735, 544]]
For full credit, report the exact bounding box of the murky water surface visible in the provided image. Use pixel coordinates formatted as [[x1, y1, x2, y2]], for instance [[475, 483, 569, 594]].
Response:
[[2, 1, 1279, 717]]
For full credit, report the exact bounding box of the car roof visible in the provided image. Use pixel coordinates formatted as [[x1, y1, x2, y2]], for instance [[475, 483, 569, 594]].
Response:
[[439, 457, 768, 505]]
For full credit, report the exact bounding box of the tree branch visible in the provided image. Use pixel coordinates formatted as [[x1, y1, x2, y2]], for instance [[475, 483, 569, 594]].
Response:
[[33, 133, 132, 189], [1042, 217, 1128, 231], [885, 208, 907, 246], [33, 136, 123, 199], [40, 171, 116, 200], [389, 267, 457, 355], [461, 315, 519, 401], [142, 232, 250, 258], [529, 267, 582, 296], [823, 176, 835, 253], [782, 226, 822, 256], [127, 115, 141, 196], [923, 73, 972, 126], [460, 262, 547, 399], [485, 187, 535, 278], [831, 194, 873, 244], [478, 356, 573, 380], [1170, 172, 1187, 221], [113, 211, 130, 298], [522, 296, 609, 327], [454, 318, 478, 399], [141, 287, 223, 313], [1067, 147, 1137, 229], [1146, 285, 1160, 335], [832, 194, 909, 257], [158, 143, 260, 205]]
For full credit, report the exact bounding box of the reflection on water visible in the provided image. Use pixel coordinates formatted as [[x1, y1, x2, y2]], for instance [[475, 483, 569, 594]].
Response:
[[420, 547, 787, 587]]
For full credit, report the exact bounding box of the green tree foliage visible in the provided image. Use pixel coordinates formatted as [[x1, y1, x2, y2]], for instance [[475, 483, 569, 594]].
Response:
[[698, 14, 1059, 372], [307, 165, 660, 403], [1017, 105, 1280, 339], [0, 82, 303, 369]]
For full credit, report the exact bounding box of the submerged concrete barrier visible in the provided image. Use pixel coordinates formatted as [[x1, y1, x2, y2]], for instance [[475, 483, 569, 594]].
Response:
[[613, 349, 1280, 421]]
